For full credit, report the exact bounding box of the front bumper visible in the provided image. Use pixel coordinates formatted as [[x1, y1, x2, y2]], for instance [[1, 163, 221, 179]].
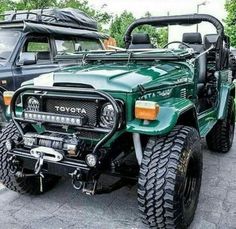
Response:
[[8, 149, 90, 177]]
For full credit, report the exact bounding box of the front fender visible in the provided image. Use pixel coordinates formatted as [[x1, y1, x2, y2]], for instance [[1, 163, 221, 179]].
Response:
[[218, 84, 235, 120], [126, 98, 196, 136]]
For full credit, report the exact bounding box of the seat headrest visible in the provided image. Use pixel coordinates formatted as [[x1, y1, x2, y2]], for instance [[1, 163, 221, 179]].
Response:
[[131, 33, 151, 44], [182, 33, 202, 44]]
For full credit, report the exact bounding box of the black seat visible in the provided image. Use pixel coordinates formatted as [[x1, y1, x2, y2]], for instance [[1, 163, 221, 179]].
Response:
[[182, 32, 204, 53], [182, 33, 206, 97], [129, 33, 154, 49]]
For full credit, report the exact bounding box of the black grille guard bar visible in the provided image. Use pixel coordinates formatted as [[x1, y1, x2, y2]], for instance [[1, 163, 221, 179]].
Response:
[[11, 86, 121, 155]]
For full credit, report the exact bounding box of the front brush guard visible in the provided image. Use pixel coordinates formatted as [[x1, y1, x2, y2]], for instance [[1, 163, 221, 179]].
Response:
[[10, 86, 121, 156]]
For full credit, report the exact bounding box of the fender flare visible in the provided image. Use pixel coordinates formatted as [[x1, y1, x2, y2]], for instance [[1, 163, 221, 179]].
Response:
[[218, 84, 235, 120], [126, 98, 198, 136]]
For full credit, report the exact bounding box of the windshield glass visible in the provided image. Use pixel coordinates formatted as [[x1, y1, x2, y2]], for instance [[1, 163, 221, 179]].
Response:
[[0, 31, 20, 60], [55, 38, 103, 55]]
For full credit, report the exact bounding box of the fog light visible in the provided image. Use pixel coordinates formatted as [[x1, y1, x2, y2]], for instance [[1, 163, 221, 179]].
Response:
[[5, 140, 13, 151], [85, 154, 97, 167]]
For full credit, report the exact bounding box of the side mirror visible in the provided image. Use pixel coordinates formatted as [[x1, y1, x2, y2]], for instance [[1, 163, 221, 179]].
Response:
[[17, 52, 37, 66]]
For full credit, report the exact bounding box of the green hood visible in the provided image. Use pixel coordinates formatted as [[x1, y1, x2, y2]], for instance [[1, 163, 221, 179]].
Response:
[[24, 62, 193, 92]]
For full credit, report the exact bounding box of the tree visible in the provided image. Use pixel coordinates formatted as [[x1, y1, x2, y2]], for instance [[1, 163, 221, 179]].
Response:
[[110, 11, 168, 48], [110, 11, 136, 47], [225, 0, 236, 47], [0, 0, 14, 14], [15, 0, 56, 10]]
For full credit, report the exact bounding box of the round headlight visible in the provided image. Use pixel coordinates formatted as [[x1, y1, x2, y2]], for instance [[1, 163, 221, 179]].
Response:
[[100, 103, 115, 128], [26, 97, 40, 111]]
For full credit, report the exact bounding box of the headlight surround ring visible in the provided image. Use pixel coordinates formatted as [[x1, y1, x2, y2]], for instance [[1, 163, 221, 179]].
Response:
[[100, 102, 115, 128]]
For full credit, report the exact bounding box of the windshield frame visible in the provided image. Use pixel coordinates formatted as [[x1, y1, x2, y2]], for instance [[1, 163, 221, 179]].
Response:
[[55, 48, 194, 63], [54, 37, 104, 56]]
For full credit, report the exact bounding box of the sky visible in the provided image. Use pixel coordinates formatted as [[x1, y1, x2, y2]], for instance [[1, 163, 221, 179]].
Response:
[[87, 0, 227, 42], [13, 0, 228, 42], [88, 0, 226, 20]]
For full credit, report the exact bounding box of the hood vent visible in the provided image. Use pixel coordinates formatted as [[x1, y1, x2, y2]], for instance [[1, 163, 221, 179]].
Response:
[[53, 83, 94, 89]]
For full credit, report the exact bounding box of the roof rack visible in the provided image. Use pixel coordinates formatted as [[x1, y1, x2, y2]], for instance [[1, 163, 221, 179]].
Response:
[[0, 10, 58, 23], [0, 8, 98, 31]]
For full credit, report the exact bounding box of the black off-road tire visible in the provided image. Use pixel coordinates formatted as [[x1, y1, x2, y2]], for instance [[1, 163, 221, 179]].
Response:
[[206, 96, 235, 153], [138, 126, 202, 228], [0, 122, 60, 195]]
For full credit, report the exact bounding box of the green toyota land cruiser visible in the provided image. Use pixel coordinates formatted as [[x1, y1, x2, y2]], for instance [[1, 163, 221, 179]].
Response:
[[0, 14, 235, 228]]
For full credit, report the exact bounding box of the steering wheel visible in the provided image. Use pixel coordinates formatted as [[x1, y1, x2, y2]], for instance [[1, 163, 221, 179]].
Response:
[[163, 41, 191, 49]]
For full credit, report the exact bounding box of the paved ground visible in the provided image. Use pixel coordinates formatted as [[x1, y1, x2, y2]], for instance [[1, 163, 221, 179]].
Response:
[[0, 138, 236, 229]]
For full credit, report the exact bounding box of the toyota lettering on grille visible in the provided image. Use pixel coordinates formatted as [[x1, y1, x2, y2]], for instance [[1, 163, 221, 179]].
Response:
[[55, 106, 87, 114]]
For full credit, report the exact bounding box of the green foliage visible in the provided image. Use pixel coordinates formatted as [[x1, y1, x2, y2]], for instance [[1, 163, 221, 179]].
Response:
[[157, 28, 168, 48], [0, 0, 14, 14], [110, 11, 168, 48], [15, 0, 57, 10], [225, 0, 236, 47], [110, 11, 136, 47]]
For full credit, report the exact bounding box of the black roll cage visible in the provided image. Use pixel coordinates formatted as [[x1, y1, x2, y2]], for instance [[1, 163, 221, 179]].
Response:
[[124, 14, 229, 70], [125, 14, 224, 46]]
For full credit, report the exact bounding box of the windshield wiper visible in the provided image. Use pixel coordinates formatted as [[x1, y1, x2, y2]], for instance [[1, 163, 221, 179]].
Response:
[[0, 57, 6, 60]]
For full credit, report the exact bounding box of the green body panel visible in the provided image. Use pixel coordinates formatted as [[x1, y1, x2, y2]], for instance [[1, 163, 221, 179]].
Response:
[[23, 61, 192, 93], [218, 85, 231, 120], [198, 108, 217, 137], [14, 51, 235, 142], [217, 70, 235, 120]]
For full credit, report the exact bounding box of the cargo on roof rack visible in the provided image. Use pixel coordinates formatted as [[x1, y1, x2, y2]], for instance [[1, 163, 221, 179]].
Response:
[[0, 8, 98, 31]]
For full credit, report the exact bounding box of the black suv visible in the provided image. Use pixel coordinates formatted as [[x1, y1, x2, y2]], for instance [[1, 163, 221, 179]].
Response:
[[0, 8, 105, 124]]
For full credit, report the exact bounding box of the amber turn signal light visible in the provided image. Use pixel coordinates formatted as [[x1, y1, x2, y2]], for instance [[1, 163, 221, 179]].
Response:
[[135, 100, 160, 121], [3, 91, 14, 106]]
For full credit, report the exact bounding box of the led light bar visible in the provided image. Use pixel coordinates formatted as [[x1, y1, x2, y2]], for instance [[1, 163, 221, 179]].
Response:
[[24, 111, 83, 126]]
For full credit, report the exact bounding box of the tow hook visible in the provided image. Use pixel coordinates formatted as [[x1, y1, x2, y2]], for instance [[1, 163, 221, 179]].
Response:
[[34, 152, 44, 175], [34, 152, 45, 193], [30, 146, 64, 193], [82, 179, 98, 195], [69, 168, 83, 190]]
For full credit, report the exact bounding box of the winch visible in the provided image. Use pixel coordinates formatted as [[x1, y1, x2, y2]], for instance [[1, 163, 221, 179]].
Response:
[[23, 133, 85, 157]]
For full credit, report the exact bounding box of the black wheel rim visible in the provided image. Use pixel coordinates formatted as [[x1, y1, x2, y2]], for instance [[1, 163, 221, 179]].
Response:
[[183, 155, 200, 212]]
